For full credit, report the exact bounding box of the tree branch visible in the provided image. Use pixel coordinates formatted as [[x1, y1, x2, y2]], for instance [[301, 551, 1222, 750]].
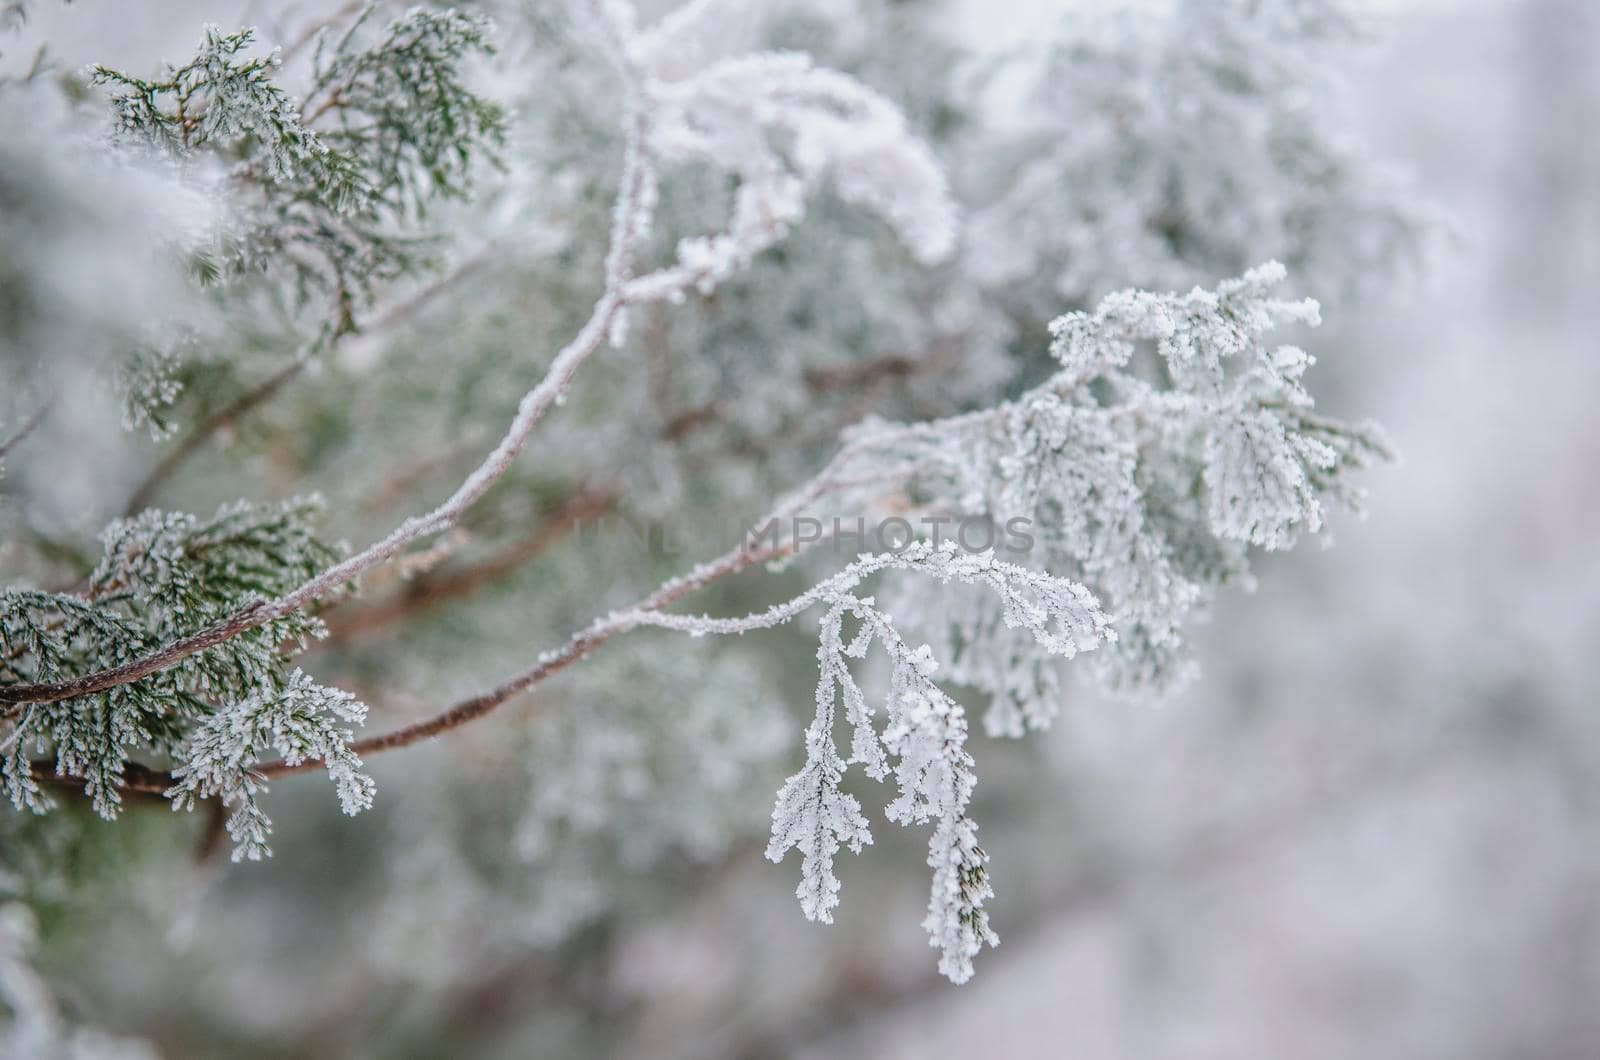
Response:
[[18, 367, 1037, 801], [801, 353, 916, 393], [262, 535, 798, 773], [249, 398, 1005, 775]]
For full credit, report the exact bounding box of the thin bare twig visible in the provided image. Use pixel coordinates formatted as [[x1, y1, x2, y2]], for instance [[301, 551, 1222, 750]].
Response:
[[357, 435, 493, 515], [261, 535, 797, 773], [277, 0, 365, 69], [362, 244, 498, 337], [123, 240, 503, 519], [801, 353, 916, 393], [35, 760, 171, 801], [0, 395, 55, 463]]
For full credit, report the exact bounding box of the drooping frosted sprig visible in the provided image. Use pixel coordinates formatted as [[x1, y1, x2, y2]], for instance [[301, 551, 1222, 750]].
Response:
[[760, 548, 1102, 983], [626, 540, 1112, 981], [765, 597, 876, 925], [167, 668, 373, 861]]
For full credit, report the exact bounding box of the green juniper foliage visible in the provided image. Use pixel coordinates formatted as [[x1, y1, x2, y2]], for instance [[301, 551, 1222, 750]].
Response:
[[2, 499, 359, 853], [3, 5, 506, 880], [308, 6, 506, 220], [115, 335, 192, 441], [91, 6, 503, 326]]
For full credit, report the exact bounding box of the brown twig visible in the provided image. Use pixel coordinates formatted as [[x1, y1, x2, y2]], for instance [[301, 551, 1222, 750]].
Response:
[[801, 353, 916, 393], [25, 533, 794, 799], [0, 395, 54, 463], [323, 489, 614, 644], [195, 799, 230, 862], [357, 435, 491, 516], [35, 760, 171, 802], [662, 401, 723, 442], [278, 0, 365, 70], [361, 246, 497, 338], [263, 536, 796, 771], [660, 354, 921, 445], [302, 88, 345, 128]]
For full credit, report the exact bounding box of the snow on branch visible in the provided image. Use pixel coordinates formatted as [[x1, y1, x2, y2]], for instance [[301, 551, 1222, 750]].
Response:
[[586, 263, 1386, 980], [618, 1, 957, 302]]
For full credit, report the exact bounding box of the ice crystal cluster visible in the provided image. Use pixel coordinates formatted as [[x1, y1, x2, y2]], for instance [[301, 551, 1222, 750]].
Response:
[[877, 263, 1390, 738], [747, 545, 1111, 981], [1, 0, 1434, 1027], [622, 3, 957, 302]]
